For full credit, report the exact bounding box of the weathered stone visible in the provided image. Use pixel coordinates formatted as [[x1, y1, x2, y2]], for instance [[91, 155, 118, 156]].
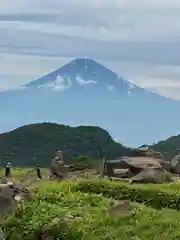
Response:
[[0, 229, 5, 240], [107, 200, 133, 216], [131, 148, 163, 159], [112, 168, 133, 178], [50, 150, 66, 180], [157, 159, 172, 172], [0, 184, 16, 217], [0, 182, 30, 218], [106, 156, 162, 179], [130, 168, 172, 184], [171, 154, 180, 174], [122, 157, 162, 170]]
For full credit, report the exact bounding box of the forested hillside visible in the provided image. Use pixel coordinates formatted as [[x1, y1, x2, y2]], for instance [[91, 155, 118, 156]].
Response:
[[0, 122, 130, 167], [151, 135, 180, 161]]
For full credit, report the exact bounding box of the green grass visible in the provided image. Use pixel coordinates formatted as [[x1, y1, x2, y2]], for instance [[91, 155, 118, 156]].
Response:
[[0, 167, 49, 183], [2, 180, 180, 239], [76, 179, 180, 210]]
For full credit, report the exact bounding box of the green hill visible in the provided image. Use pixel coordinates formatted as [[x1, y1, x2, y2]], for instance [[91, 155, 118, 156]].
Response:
[[0, 122, 130, 167], [151, 135, 180, 161]]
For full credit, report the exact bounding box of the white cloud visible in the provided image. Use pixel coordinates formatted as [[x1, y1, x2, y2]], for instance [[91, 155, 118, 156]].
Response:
[[1, 4, 180, 42], [107, 85, 115, 91], [101, 60, 180, 99], [36, 74, 72, 91], [76, 76, 97, 86], [0, 0, 180, 99], [2, 0, 180, 13], [1, 53, 180, 99], [52, 75, 71, 91], [0, 53, 72, 88], [149, 86, 180, 99]]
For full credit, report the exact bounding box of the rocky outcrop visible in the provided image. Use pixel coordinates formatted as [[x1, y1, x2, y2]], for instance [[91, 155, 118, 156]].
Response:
[[50, 151, 66, 180], [103, 148, 174, 183], [0, 180, 30, 218], [171, 154, 180, 174], [130, 168, 172, 184]]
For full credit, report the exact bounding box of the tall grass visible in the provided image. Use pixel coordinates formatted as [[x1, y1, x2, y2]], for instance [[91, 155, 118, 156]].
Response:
[[2, 180, 180, 239]]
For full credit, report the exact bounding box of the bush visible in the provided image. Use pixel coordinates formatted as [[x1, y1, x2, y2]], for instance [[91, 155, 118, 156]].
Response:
[[3, 181, 180, 239], [70, 156, 97, 171], [0, 182, 117, 239], [76, 180, 180, 210]]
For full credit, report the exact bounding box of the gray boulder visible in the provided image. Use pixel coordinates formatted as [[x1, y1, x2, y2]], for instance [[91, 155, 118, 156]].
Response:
[[0, 181, 30, 218], [171, 154, 180, 174], [50, 150, 66, 180], [0, 229, 5, 240], [130, 168, 172, 184]]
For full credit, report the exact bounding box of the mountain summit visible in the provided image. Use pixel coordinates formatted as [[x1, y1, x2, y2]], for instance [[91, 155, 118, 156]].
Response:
[[23, 58, 154, 98], [0, 58, 180, 146]]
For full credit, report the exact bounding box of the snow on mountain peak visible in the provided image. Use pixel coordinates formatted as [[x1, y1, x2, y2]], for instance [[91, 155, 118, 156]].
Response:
[[35, 75, 72, 91], [21, 58, 155, 97], [76, 76, 97, 86]]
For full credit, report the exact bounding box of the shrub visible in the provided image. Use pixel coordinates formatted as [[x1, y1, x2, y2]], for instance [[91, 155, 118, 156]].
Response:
[[70, 156, 97, 171], [2, 181, 180, 239], [76, 180, 180, 210]]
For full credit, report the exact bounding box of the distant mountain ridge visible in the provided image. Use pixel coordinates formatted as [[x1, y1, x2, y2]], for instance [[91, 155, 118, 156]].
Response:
[[0, 122, 130, 166], [0, 58, 180, 146], [151, 134, 180, 161]]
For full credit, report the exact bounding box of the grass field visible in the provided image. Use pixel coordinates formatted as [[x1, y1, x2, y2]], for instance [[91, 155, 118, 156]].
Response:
[[0, 167, 49, 179], [1, 169, 180, 239], [0, 167, 97, 183]]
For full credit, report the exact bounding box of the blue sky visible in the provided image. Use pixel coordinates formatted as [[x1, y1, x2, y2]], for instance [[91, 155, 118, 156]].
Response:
[[1, 0, 180, 99]]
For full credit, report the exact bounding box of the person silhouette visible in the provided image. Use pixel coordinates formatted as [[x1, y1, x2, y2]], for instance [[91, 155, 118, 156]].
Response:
[[35, 164, 42, 180], [5, 162, 11, 178]]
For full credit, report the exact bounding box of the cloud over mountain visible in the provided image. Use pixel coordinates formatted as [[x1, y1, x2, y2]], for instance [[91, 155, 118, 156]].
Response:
[[0, 0, 180, 98]]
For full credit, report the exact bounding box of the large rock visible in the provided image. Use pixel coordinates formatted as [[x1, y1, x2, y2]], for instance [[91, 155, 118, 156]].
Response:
[[0, 183, 16, 217], [0, 181, 30, 218], [0, 229, 5, 240], [106, 156, 162, 177], [130, 168, 172, 184], [112, 168, 134, 178], [104, 148, 173, 183], [122, 157, 162, 170], [50, 150, 66, 180], [171, 154, 180, 174], [157, 159, 172, 172], [107, 200, 133, 216], [131, 148, 163, 159]]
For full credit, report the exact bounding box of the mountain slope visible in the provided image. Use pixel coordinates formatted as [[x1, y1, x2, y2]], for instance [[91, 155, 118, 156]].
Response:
[[23, 58, 160, 99], [0, 122, 130, 166], [0, 58, 180, 146], [151, 134, 180, 161]]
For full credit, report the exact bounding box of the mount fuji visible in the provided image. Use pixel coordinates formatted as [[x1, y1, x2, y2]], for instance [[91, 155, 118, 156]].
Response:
[[1, 58, 180, 147]]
